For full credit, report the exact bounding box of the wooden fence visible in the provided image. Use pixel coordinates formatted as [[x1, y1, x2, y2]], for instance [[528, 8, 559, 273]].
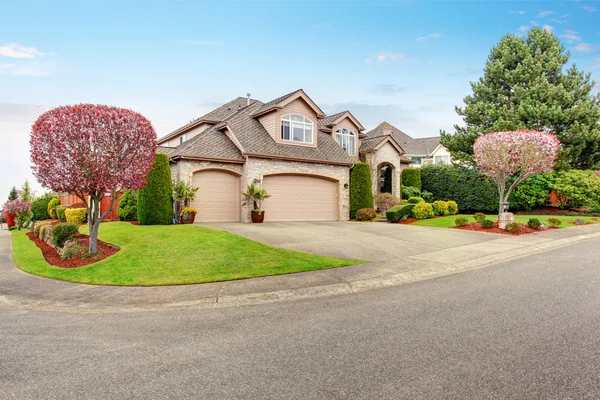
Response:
[[59, 193, 122, 221]]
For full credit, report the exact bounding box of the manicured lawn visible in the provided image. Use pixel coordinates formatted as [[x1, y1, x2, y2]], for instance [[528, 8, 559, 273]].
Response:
[[11, 222, 364, 286], [411, 214, 599, 228]]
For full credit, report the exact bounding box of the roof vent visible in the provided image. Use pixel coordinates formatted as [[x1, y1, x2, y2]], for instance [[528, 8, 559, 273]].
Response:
[[246, 93, 251, 106]]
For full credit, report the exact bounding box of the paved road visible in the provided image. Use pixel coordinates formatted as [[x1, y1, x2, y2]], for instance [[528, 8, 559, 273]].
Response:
[[2, 238, 600, 399]]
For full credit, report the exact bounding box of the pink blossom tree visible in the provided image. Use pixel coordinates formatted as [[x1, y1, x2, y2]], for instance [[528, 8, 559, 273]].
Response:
[[31, 104, 157, 253], [474, 130, 561, 217], [2, 199, 31, 229]]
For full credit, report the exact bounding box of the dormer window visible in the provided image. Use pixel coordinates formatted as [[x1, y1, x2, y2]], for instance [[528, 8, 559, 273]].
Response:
[[281, 114, 313, 143], [335, 128, 356, 155]]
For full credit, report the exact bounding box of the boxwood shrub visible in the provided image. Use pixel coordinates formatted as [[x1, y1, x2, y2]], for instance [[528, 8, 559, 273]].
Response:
[[455, 217, 469, 226], [412, 202, 434, 219], [137, 153, 174, 225], [407, 196, 424, 204], [402, 168, 422, 190], [446, 201, 459, 215], [432, 200, 449, 216], [118, 189, 138, 221], [350, 162, 374, 219], [65, 208, 87, 224], [56, 206, 68, 222], [481, 219, 493, 229], [385, 204, 415, 223]]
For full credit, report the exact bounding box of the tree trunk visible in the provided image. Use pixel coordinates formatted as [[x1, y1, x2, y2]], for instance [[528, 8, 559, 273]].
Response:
[[88, 196, 101, 254]]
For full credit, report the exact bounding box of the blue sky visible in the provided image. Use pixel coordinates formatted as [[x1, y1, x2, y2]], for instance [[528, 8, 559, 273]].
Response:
[[1, 0, 599, 200]]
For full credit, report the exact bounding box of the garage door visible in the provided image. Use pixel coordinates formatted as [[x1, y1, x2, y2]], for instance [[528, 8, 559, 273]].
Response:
[[262, 175, 338, 221], [191, 170, 241, 222]]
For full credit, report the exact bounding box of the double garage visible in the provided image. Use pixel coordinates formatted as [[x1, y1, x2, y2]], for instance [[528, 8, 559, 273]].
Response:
[[190, 170, 339, 222]]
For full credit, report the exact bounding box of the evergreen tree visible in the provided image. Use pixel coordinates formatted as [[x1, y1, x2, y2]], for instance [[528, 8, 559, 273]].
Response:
[[441, 27, 600, 170], [8, 186, 17, 200], [137, 153, 173, 225], [21, 179, 33, 202]]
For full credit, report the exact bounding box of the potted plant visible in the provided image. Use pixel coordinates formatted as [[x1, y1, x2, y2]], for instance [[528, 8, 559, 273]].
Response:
[[180, 207, 198, 224], [242, 183, 270, 223], [173, 181, 199, 223]]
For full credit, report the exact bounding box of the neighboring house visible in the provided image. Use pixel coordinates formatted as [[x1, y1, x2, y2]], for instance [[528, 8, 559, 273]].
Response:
[[157, 89, 365, 223], [359, 122, 452, 199]]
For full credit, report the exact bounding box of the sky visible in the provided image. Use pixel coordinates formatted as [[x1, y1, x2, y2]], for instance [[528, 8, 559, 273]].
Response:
[[1, 0, 599, 201]]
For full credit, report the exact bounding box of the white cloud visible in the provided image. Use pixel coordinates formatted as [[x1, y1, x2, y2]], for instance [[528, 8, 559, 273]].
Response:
[[592, 59, 600, 69], [374, 84, 406, 95], [529, 20, 539, 26], [543, 25, 555, 33], [551, 18, 568, 24], [509, 10, 526, 15], [0, 43, 50, 59], [0, 63, 50, 76], [537, 10, 556, 18], [560, 30, 582, 43], [183, 40, 222, 46], [574, 43, 593, 52], [365, 52, 408, 64], [416, 33, 442, 42], [582, 5, 597, 12], [518, 25, 530, 32]]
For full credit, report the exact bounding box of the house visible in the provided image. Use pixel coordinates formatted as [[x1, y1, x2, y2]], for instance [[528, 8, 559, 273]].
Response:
[[158, 89, 365, 223], [359, 122, 452, 198]]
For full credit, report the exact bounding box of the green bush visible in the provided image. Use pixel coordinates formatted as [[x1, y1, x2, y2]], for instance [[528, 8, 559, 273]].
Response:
[[473, 212, 486, 223], [374, 193, 400, 211], [447, 201, 459, 215], [412, 202, 434, 219], [402, 168, 422, 190], [51, 223, 79, 248], [401, 185, 421, 200], [547, 218, 562, 228], [505, 222, 521, 233], [421, 164, 498, 212], [350, 162, 374, 219], [56, 206, 67, 222], [118, 190, 138, 221], [65, 208, 87, 224], [421, 190, 434, 203], [509, 174, 552, 211], [385, 204, 415, 223], [432, 200, 449, 216], [47, 198, 60, 219], [481, 219, 493, 229], [455, 217, 469, 226], [30, 194, 56, 221], [549, 170, 600, 209], [408, 196, 424, 204], [60, 242, 87, 260], [356, 208, 377, 221], [137, 153, 174, 225], [527, 218, 542, 230]]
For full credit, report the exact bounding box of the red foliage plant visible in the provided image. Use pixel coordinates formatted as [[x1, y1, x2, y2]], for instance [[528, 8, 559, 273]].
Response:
[[30, 104, 157, 253]]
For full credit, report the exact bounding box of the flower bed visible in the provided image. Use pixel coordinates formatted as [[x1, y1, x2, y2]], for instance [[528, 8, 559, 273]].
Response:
[[25, 232, 119, 268], [453, 221, 543, 235]]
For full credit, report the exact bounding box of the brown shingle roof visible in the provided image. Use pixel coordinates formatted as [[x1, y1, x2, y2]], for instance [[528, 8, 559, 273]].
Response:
[[318, 111, 346, 128], [157, 146, 177, 156], [413, 137, 441, 154], [252, 89, 301, 115], [365, 122, 437, 155]]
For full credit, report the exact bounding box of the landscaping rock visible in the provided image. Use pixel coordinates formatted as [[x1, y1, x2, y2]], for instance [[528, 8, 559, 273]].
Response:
[[575, 218, 586, 225]]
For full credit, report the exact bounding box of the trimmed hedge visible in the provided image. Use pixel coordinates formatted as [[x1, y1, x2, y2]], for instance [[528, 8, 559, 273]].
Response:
[[118, 189, 138, 221], [350, 162, 374, 219], [447, 201, 459, 215], [401, 185, 421, 200], [385, 204, 415, 223], [421, 164, 499, 212], [407, 196, 424, 204], [412, 202, 434, 219], [137, 153, 174, 225], [47, 198, 60, 219], [432, 200, 449, 216], [56, 206, 68, 222], [65, 208, 87, 224], [402, 168, 422, 190], [30, 195, 56, 221]]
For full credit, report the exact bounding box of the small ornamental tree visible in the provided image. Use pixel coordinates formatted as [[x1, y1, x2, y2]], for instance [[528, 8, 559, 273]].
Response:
[[21, 179, 33, 202], [2, 199, 31, 229], [30, 104, 157, 253], [473, 130, 560, 216], [350, 162, 374, 219]]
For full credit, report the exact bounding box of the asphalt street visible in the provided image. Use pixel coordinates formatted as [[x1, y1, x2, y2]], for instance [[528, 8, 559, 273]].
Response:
[[2, 239, 600, 399]]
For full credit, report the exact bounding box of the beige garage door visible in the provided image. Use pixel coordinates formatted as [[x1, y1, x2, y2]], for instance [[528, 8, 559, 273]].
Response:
[[191, 170, 241, 222], [262, 175, 338, 222]]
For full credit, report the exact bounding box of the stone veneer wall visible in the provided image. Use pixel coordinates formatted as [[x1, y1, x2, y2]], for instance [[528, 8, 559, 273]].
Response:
[[362, 141, 402, 199], [171, 160, 243, 185]]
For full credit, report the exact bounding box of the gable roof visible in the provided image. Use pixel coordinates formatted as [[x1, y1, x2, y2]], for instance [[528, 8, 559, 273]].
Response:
[[359, 134, 405, 154], [364, 122, 439, 156], [251, 89, 325, 118], [318, 111, 365, 132], [413, 137, 441, 155]]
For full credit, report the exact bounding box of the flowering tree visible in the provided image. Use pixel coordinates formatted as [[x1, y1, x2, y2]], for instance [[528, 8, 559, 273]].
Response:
[[474, 130, 560, 216], [2, 199, 31, 229], [31, 104, 157, 253]]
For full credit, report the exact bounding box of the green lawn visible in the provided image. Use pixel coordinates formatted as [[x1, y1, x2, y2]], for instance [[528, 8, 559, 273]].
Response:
[[411, 214, 599, 228], [11, 222, 364, 286]]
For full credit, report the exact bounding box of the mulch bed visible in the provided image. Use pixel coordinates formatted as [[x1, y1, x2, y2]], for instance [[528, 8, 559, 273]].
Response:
[[26, 232, 119, 268], [453, 221, 545, 235], [396, 216, 443, 225], [129, 221, 139, 225]]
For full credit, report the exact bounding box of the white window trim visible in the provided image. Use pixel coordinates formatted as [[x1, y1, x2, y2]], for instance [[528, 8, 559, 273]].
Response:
[[280, 114, 314, 144], [180, 133, 187, 145], [335, 128, 356, 155]]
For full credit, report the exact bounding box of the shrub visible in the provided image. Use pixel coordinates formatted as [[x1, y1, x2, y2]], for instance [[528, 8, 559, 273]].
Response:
[[137, 153, 174, 225], [505, 222, 521, 233], [447, 201, 459, 215], [432, 200, 449, 216], [408, 196, 424, 204], [118, 189, 138, 221], [51, 223, 79, 248], [349, 162, 374, 219], [421, 164, 498, 212], [549, 170, 600, 209], [527, 218, 542, 229], [412, 202, 434, 219], [47, 198, 60, 219], [473, 212, 486, 223], [455, 217, 469, 226], [385, 204, 416, 223], [65, 208, 87, 224], [56, 206, 67, 222], [60, 241, 87, 260], [30, 195, 56, 221], [401, 185, 421, 200], [421, 190, 434, 203], [481, 219, 493, 229], [8, 226, 16, 231], [509, 174, 552, 211], [374, 193, 400, 211], [547, 218, 562, 228], [402, 168, 422, 190], [356, 208, 378, 221]]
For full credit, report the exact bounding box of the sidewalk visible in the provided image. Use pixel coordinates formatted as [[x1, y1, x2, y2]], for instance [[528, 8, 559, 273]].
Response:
[[1, 223, 599, 313]]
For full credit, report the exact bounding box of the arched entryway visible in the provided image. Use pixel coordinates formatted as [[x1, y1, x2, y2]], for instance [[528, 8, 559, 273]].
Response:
[[377, 163, 395, 194]]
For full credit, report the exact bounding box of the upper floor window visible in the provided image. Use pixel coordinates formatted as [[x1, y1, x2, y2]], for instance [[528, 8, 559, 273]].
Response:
[[434, 155, 449, 164], [179, 133, 187, 145], [281, 114, 313, 143], [335, 128, 356, 155]]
